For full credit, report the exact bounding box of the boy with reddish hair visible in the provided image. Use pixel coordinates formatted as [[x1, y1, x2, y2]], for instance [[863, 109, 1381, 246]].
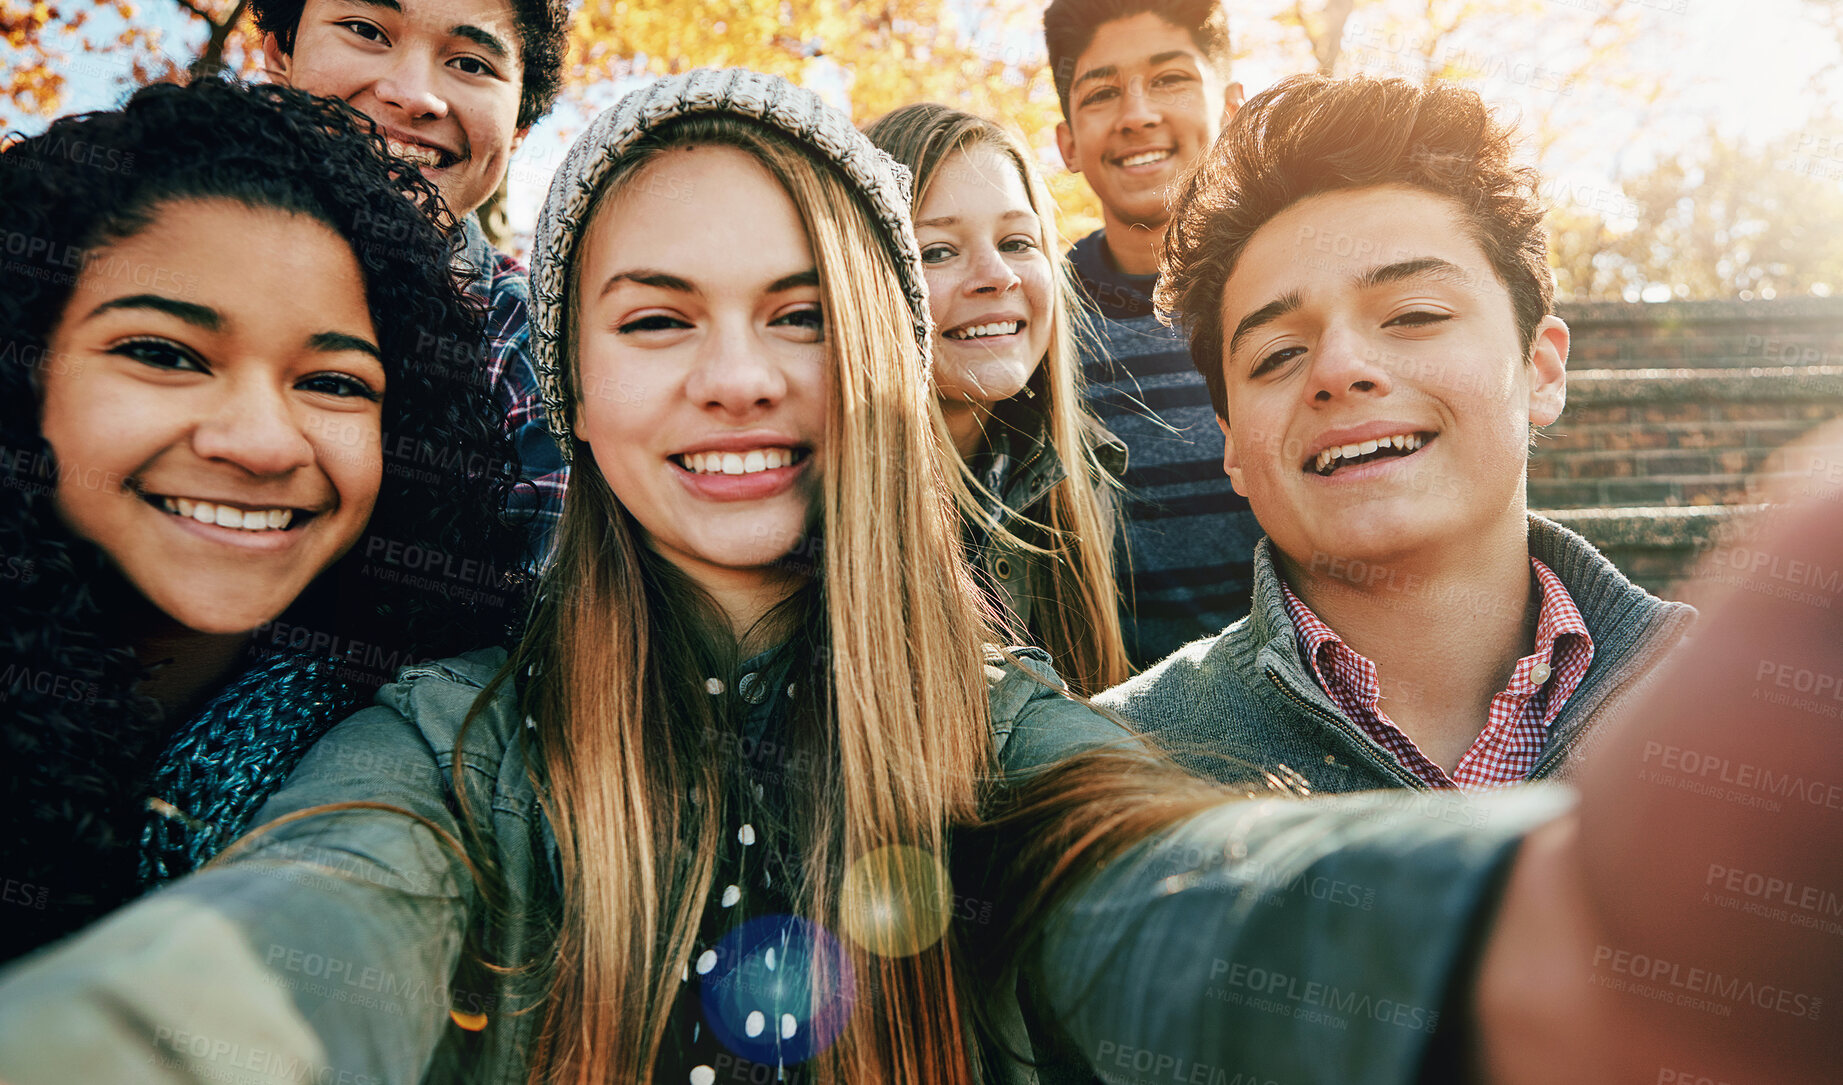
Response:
[[1097, 75, 1694, 791]]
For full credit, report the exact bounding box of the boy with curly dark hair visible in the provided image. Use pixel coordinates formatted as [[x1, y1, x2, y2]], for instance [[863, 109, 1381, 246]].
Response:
[[254, 0, 574, 556], [1095, 75, 1695, 792], [1042, 0, 1258, 667]]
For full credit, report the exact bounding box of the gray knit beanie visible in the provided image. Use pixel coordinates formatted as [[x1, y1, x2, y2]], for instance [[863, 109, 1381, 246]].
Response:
[[528, 68, 930, 463]]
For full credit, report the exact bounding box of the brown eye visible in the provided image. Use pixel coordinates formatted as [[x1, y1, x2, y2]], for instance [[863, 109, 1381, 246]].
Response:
[[1251, 346, 1305, 377], [112, 337, 206, 373], [617, 315, 691, 334]]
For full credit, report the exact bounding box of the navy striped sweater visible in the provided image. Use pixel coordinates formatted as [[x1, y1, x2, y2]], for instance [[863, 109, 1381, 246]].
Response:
[[1070, 230, 1259, 668]]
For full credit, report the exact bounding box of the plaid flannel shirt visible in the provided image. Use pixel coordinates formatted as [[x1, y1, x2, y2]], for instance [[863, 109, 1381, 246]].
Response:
[[1281, 557, 1595, 789], [456, 217, 568, 565]]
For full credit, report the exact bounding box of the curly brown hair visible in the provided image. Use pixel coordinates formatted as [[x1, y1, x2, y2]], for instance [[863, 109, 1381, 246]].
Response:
[[0, 77, 527, 959], [1156, 74, 1554, 419]]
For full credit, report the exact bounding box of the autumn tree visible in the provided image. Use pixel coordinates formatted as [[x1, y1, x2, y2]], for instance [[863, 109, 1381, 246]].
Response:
[[2, 0, 258, 126], [1549, 127, 1843, 301], [566, 0, 1104, 236]]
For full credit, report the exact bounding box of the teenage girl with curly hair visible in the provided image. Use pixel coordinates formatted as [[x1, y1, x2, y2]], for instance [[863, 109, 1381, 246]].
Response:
[[0, 77, 527, 961]]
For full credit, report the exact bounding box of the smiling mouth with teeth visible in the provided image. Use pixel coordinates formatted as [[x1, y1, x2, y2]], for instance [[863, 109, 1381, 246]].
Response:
[[157, 496, 298, 531], [1117, 148, 1175, 168], [386, 139, 456, 169], [675, 448, 807, 476], [944, 321, 1022, 341], [1309, 433, 1430, 476]]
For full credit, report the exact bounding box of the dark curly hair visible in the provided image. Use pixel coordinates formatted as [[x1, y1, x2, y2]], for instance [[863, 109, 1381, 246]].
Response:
[[251, 0, 571, 130], [0, 77, 529, 955], [1156, 75, 1554, 419], [1043, 0, 1230, 120]]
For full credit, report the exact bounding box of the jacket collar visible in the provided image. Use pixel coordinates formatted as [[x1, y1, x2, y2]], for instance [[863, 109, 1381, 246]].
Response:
[[967, 396, 1128, 523], [1231, 514, 1695, 755], [453, 214, 498, 297]]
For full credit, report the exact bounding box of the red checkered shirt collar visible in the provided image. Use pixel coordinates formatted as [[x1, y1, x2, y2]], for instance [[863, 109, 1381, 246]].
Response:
[[1280, 558, 1595, 789]]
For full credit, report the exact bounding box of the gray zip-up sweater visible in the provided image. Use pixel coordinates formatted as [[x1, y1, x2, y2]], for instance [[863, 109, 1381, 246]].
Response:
[[1096, 515, 1696, 792]]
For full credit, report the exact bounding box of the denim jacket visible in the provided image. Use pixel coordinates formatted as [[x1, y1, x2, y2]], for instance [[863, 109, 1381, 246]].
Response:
[[964, 402, 1127, 642], [0, 647, 1571, 1085]]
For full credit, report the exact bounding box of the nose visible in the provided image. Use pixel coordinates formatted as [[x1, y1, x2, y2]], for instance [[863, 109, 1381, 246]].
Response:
[[373, 51, 449, 121], [962, 243, 1021, 296], [684, 319, 788, 416], [1119, 76, 1161, 132], [1307, 323, 1394, 404], [190, 375, 318, 477]]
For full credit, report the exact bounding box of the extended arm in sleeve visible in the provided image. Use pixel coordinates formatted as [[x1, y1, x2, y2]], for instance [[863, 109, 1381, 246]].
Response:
[[0, 703, 472, 1085]]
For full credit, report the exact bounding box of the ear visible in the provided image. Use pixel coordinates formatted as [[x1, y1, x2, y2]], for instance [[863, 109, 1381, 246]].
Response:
[[1526, 314, 1570, 428], [511, 126, 531, 156], [1222, 81, 1244, 127], [1055, 120, 1078, 174], [1218, 415, 1247, 497], [261, 32, 293, 84]]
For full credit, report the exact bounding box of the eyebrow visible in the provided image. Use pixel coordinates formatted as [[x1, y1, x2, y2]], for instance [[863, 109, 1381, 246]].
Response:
[[1357, 256, 1466, 289], [914, 210, 1039, 229], [451, 23, 512, 61], [1073, 50, 1198, 91], [1226, 291, 1302, 359], [333, 0, 512, 62], [1225, 257, 1469, 359], [86, 293, 219, 330], [86, 294, 380, 359], [596, 268, 820, 299], [308, 331, 385, 362]]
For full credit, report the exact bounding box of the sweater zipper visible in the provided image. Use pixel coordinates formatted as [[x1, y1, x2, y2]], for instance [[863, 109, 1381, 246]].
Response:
[[1265, 668, 1430, 791]]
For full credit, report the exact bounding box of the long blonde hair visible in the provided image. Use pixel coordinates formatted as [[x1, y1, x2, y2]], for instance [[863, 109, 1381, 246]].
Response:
[[508, 113, 996, 1083], [864, 103, 1131, 694]]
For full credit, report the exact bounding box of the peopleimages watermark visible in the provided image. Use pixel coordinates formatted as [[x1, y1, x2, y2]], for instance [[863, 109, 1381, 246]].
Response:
[[1, 876, 49, 910], [1638, 741, 1843, 813], [2, 229, 197, 294], [1590, 945, 1824, 1020], [1704, 863, 1843, 938], [263, 942, 494, 1019], [1206, 960, 1439, 1034], [1147, 845, 1377, 912], [151, 1024, 378, 1085], [1090, 1041, 1284, 1085]]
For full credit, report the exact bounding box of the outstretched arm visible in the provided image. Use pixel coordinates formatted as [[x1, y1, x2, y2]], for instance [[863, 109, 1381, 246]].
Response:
[[1477, 459, 1843, 1084], [1018, 431, 1842, 1084], [0, 702, 473, 1085]]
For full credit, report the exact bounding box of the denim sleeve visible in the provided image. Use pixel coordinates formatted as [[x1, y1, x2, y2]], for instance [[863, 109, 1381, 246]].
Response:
[[989, 648, 1147, 779], [1032, 786, 1576, 1085], [0, 703, 470, 1085]]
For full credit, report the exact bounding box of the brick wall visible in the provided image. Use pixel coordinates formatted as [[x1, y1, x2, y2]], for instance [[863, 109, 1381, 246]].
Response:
[[1528, 367, 1843, 510], [1531, 299, 1843, 598]]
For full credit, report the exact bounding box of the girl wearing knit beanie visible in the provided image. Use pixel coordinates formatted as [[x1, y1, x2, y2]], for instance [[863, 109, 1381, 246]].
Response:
[[866, 104, 1132, 696]]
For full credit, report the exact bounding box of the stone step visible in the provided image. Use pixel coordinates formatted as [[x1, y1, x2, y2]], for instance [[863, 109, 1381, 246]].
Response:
[[1528, 367, 1840, 509], [1562, 365, 1843, 407], [1538, 504, 1763, 601], [1566, 350, 1843, 369], [1556, 298, 1843, 369]]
